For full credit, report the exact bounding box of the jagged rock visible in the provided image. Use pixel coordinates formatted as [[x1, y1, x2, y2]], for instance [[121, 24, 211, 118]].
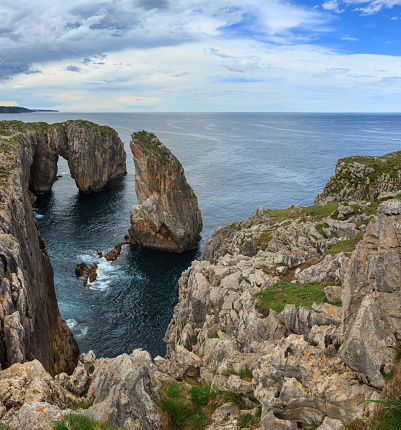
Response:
[[295, 253, 347, 285], [75, 262, 89, 286], [206, 402, 239, 429], [89, 264, 98, 283], [56, 351, 96, 396], [211, 374, 254, 398], [324, 286, 342, 304], [127, 131, 202, 252], [0, 138, 78, 375], [104, 242, 126, 261], [315, 152, 401, 204], [316, 417, 344, 430], [5, 401, 72, 430], [340, 199, 401, 388], [84, 349, 162, 430], [0, 360, 68, 411], [337, 205, 354, 220], [253, 335, 373, 426], [279, 303, 342, 336]]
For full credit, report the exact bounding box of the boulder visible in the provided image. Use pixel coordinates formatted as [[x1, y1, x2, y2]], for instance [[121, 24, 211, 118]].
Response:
[[127, 131, 202, 252]]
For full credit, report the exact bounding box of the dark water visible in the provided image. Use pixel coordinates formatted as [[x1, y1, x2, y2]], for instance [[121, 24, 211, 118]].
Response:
[[1, 112, 401, 358]]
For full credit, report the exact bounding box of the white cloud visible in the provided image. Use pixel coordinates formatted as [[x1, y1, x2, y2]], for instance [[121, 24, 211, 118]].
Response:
[[343, 0, 401, 14], [0, 101, 18, 106], [322, 0, 345, 13]]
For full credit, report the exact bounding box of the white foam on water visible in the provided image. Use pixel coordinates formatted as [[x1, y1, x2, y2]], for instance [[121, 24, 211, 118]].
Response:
[[66, 319, 77, 329], [86, 256, 120, 291]]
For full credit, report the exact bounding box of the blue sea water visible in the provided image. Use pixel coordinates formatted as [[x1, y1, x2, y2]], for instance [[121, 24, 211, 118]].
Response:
[[1, 112, 401, 357]]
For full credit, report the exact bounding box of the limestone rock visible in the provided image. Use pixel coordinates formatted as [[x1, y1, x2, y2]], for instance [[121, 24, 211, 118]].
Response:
[[324, 286, 342, 304], [0, 137, 78, 375], [340, 200, 401, 387], [315, 152, 401, 204], [295, 253, 347, 285], [11, 401, 71, 430], [127, 131, 202, 252], [84, 349, 162, 430]]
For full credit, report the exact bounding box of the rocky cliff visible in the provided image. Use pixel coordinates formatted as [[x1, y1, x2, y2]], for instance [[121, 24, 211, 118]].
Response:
[[315, 151, 401, 205], [127, 131, 202, 252], [1, 143, 401, 429], [0, 136, 78, 376], [1, 119, 127, 193]]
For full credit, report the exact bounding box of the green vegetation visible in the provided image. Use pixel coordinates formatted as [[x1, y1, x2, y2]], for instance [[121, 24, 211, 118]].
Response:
[[0, 425, 15, 430], [67, 395, 96, 410], [132, 130, 170, 165], [159, 381, 260, 430], [315, 223, 329, 237], [264, 202, 340, 223], [237, 411, 261, 429], [52, 414, 120, 430], [319, 151, 401, 201], [255, 280, 330, 314], [224, 367, 253, 381], [326, 232, 365, 255]]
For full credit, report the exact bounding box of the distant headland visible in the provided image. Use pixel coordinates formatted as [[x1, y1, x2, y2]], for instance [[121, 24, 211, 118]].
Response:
[[0, 106, 59, 113]]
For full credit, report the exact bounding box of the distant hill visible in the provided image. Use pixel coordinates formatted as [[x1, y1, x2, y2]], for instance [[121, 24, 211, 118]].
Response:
[[0, 106, 59, 113]]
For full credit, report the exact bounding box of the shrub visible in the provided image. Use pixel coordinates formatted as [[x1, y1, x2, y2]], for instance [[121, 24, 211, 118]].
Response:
[[52, 414, 120, 430]]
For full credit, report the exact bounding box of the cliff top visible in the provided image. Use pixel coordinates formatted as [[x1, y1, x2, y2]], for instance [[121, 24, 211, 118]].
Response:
[[0, 119, 115, 138], [316, 150, 401, 204], [131, 130, 176, 166]]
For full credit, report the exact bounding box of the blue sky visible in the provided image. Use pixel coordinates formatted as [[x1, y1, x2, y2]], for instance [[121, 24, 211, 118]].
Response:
[[1, 0, 401, 111]]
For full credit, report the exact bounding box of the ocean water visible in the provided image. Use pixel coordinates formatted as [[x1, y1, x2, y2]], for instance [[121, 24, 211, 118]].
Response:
[[1, 112, 401, 358]]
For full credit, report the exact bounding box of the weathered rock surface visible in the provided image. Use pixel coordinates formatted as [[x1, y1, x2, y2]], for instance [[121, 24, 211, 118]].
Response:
[[127, 131, 202, 252], [0, 350, 164, 430], [1, 119, 127, 194], [315, 151, 401, 204], [0, 138, 78, 376], [340, 198, 401, 388]]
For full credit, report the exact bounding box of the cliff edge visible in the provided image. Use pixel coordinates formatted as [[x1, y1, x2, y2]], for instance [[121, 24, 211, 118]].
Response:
[[127, 131, 202, 252], [0, 136, 78, 376], [1, 120, 127, 194]]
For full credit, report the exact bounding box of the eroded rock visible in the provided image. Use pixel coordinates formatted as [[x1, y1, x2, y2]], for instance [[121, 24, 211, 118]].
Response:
[[127, 131, 202, 252]]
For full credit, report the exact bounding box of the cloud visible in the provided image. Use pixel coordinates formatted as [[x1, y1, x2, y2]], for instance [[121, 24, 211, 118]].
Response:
[[64, 65, 82, 73], [0, 100, 18, 106], [0, 0, 331, 80], [341, 0, 401, 14], [322, 1, 345, 13]]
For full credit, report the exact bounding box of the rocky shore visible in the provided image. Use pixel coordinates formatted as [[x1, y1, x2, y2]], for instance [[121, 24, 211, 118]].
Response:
[[0, 125, 400, 430]]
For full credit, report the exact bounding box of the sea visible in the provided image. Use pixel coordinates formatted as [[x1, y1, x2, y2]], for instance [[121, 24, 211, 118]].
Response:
[[1, 112, 400, 358]]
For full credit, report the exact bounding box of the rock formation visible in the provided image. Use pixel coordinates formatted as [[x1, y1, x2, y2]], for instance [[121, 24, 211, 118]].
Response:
[[0, 136, 78, 376], [315, 151, 401, 205], [127, 131, 202, 252], [340, 198, 401, 388], [2, 131, 401, 429], [1, 119, 127, 194]]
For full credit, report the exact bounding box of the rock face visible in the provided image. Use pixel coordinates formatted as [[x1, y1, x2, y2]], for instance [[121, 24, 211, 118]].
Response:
[[1, 119, 127, 194], [127, 131, 202, 252], [315, 151, 401, 205], [340, 198, 401, 388], [0, 138, 78, 376]]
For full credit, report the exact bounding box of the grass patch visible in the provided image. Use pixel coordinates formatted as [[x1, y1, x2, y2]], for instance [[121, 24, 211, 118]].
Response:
[[255, 280, 328, 314], [237, 411, 261, 429], [224, 367, 253, 381], [264, 202, 340, 223], [327, 232, 365, 255], [52, 414, 120, 430], [67, 395, 96, 410], [159, 381, 259, 430], [315, 223, 329, 237]]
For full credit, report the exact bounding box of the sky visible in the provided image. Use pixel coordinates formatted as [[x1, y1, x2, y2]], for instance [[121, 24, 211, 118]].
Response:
[[1, 0, 401, 112]]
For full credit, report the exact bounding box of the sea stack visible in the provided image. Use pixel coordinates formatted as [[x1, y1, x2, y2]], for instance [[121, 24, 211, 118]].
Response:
[[127, 131, 202, 252]]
